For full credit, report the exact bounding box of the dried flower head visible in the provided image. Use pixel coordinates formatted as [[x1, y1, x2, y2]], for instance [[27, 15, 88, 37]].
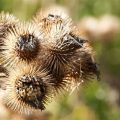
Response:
[[33, 8, 99, 93], [34, 5, 71, 34], [0, 12, 18, 22], [65, 29, 100, 88], [42, 31, 88, 91], [68, 51, 99, 81], [0, 22, 43, 68], [33, 9, 72, 91], [2, 64, 54, 114], [0, 12, 19, 29], [0, 12, 19, 48], [0, 9, 100, 115]]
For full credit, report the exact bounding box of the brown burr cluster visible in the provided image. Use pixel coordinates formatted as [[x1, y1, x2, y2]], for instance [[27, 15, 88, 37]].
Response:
[[0, 9, 99, 115]]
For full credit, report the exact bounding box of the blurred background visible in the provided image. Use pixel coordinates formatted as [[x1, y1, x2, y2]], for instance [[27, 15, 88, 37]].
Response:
[[0, 0, 120, 120]]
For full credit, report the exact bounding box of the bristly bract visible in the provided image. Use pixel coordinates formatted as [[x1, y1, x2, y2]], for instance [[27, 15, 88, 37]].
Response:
[[33, 9, 97, 93], [0, 22, 43, 68], [2, 64, 55, 115], [0, 12, 19, 48], [0, 9, 100, 114]]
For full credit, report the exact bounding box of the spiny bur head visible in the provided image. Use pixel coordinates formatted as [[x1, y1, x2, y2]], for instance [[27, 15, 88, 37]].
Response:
[[15, 75, 47, 110], [0, 12, 18, 39], [43, 22, 87, 72], [68, 52, 100, 81], [34, 9, 99, 92], [55, 28, 100, 90], [3, 64, 54, 115], [65, 34, 100, 88], [34, 6, 71, 34], [34, 11, 90, 91], [1, 22, 43, 67], [0, 12, 19, 51], [15, 34, 39, 61], [0, 12, 19, 27], [42, 31, 86, 80], [74, 29, 100, 80]]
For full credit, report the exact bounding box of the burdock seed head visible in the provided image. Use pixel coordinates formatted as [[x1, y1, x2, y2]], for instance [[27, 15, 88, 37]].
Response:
[[3, 64, 54, 115], [65, 31, 100, 88], [0, 12, 18, 23], [34, 9, 91, 91], [34, 8, 99, 93], [33, 5, 71, 34], [15, 33, 39, 61], [68, 51, 100, 82], [0, 12, 19, 51], [0, 12, 19, 30], [0, 22, 43, 68], [40, 18, 73, 80]]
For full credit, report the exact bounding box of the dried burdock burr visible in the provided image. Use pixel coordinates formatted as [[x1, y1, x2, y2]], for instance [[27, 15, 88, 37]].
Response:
[[0, 8, 100, 116], [65, 30, 100, 88], [33, 5, 71, 34], [0, 12, 19, 49], [42, 31, 88, 92], [33, 9, 74, 92], [33, 8, 99, 93], [43, 23, 99, 91], [2, 64, 54, 115], [0, 12, 19, 72], [68, 51, 100, 82], [0, 22, 43, 68], [0, 12, 19, 31]]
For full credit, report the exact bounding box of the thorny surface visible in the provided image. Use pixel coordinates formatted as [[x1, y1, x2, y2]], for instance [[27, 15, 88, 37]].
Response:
[[0, 11, 99, 115]]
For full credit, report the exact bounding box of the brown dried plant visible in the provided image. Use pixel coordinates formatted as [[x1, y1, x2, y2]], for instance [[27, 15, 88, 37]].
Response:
[[2, 63, 55, 115], [0, 22, 43, 69], [0, 9, 100, 115], [34, 9, 99, 92]]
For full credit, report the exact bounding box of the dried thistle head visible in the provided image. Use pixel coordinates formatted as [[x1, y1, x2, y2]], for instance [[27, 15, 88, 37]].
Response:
[[64, 29, 100, 88], [41, 22, 99, 91], [0, 12, 19, 76], [2, 64, 54, 114], [34, 5, 71, 34], [0, 22, 43, 68], [0, 12, 19, 46], [0, 12, 19, 28], [0, 9, 100, 115], [33, 9, 98, 92], [41, 30, 87, 89], [33, 9, 71, 89], [67, 51, 100, 82]]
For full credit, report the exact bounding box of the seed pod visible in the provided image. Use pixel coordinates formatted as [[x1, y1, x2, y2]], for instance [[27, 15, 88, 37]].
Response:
[[34, 5, 70, 33], [43, 31, 87, 79], [2, 64, 54, 115], [34, 9, 99, 92], [0, 12, 19, 49], [34, 10, 72, 90], [68, 51, 100, 82], [0, 12, 19, 31], [0, 12, 19, 73], [0, 22, 43, 68], [66, 30, 100, 87], [34, 10, 92, 91]]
